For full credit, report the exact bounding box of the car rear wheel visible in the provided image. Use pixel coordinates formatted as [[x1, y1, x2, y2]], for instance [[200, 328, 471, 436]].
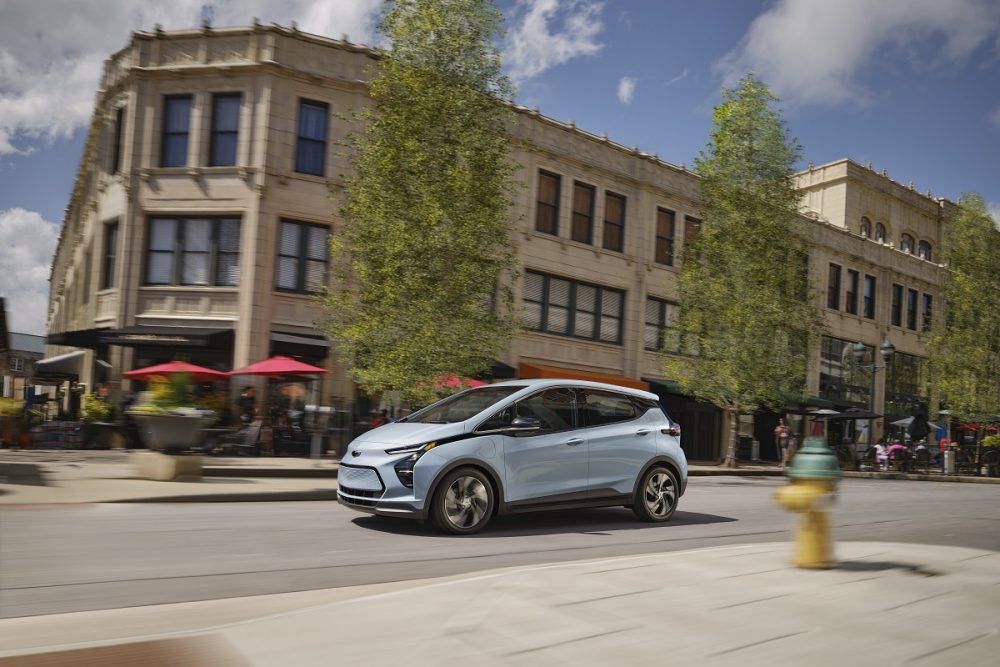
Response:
[[632, 466, 678, 522], [432, 468, 494, 535]]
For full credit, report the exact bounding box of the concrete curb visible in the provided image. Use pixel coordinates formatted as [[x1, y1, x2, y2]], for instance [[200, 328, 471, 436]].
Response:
[[111, 490, 339, 503], [203, 467, 338, 478]]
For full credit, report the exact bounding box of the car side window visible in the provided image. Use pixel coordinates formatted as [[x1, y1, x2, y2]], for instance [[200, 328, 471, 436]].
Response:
[[477, 405, 513, 432], [580, 389, 638, 427], [514, 388, 576, 433]]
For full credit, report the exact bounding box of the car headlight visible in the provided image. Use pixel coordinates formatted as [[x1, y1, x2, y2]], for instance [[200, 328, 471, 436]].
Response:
[[389, 442, 437, 488]]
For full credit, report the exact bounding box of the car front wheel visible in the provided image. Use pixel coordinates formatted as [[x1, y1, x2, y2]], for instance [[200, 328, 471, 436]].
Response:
[[632, 466, 678, 522], [432, 468, 494, 534]]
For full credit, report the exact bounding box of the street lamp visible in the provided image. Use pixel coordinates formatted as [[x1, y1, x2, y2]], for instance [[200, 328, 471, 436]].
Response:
[[852, 340, 895, 449]]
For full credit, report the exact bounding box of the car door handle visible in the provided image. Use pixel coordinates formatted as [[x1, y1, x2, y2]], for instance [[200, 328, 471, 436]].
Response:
[[565, 437, 584, 446], [636, 428, 652, 436]]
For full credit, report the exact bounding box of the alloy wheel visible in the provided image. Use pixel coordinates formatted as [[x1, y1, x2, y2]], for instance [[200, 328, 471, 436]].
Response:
[[643, 470, 676, 519], [443, 475, 489, 530]]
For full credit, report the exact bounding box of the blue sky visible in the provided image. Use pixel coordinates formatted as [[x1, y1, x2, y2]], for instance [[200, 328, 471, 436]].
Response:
[[2, 0, 999, 335]]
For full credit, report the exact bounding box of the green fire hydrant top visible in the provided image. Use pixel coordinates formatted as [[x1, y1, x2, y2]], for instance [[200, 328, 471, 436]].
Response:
[[786, 436, 842, 481]]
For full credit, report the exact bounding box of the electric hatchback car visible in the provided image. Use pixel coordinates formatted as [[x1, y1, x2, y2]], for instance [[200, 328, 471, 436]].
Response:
[[338, 379, 687, 534]]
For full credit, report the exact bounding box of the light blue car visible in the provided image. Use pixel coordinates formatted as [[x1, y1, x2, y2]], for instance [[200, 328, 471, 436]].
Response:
[[338, 379, 688, 534]]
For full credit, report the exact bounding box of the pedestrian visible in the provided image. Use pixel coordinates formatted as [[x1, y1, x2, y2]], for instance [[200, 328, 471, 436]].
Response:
[[874, 437, 888, 470], [774, 418, 790, 468], [236, 386, 256, 426]]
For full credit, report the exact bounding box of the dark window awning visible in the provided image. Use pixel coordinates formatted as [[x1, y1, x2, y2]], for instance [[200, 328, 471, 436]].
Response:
[[643, 377, 691, 397], [270, 331, 331, 360], [47, 328, 108, 349], [99, 326, 234, 348], [35, 350, 86, 380]]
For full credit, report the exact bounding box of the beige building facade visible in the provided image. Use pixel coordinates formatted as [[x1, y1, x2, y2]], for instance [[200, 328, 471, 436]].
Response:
[[46, 25, 954, 461]]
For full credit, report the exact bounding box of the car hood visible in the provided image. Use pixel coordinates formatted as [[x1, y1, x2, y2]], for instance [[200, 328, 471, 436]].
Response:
[[349, 421, 467, 451]]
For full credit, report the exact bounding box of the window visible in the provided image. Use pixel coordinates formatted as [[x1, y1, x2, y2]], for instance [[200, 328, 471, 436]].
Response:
[[580, 389, 637, 427], [845, 269, 859, 315], [922, 293, 933, 332], [535, 171, 560, 235], [684, 215, 701, 256], [874, 223, 886, 242], [891, 283, 903, 327], [645, 297, 678, 352], [515, 388, 577, 433], [9, 357, 24, 372], [603, 192, 625, 252], [523, 271, 624, 344], [276, 220, 329, 293], [827, 264, 841, 310], [145, 217, 241, 286], [161, 95, 192, 167], [655, 208, 675, 266], [906, 288, 918, 330], [820, 335, 871, 405], [102, 222, 118, 290], [571, 181, 594, 243], [900, 233, 915, 254], [860, 217, 871, 238], [209, 93, 240, 166], [112, 106, 125, 173], [863, 274, 876, 319], [918, 240, 932, 261], [295, 99, 328, 176]]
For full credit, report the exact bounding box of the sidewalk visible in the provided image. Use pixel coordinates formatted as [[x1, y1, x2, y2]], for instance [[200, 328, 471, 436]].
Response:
[[0, 449, 996, 505], [0, 541, 997, 666]]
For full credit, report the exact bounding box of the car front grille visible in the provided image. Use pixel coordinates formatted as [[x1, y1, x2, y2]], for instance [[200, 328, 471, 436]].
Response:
[[338, 486, 383, 508]]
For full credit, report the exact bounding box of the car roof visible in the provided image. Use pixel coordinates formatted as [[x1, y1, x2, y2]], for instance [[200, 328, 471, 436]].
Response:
[[490, 378, 659, 401]]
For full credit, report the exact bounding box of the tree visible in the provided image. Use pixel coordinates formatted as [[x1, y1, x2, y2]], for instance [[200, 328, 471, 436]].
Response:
[[928, 193, 1000, 425], [662, 74, 825, 467], [324, 0, 519, 405]]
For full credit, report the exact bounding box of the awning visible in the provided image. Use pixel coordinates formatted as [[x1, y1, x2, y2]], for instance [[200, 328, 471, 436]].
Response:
[[644, 377, 690, 397], [35, 350, 86, 379], [47, 327, 108, 349], [270, 331, 331, 359], [519, 362, 649, 391], [98, 326, 234, 348]]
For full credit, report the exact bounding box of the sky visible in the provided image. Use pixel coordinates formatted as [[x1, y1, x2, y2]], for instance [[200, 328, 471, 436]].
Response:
[[1, 0, 999, 336]]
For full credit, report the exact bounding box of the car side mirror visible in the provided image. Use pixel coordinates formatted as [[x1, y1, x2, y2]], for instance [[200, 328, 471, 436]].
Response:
[[504, 416, 542, 433], [662, 425, 681, 438]]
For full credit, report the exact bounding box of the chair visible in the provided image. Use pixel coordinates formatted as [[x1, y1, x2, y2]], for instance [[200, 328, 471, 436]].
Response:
[[859, 447, 877, 472], [889, 448, 911, 472], [218, 421, 262, 456], [913, 448, 931, 474]]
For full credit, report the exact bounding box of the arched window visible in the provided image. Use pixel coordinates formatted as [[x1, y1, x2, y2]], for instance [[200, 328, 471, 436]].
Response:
[[918, 240, 932, 261], [860, 217, 872, 238], [900, 233, 915, 254], [874, 223, 886, 242]]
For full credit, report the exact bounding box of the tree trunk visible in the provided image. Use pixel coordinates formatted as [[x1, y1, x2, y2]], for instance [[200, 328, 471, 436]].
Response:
[[723, 407, 739, 468]]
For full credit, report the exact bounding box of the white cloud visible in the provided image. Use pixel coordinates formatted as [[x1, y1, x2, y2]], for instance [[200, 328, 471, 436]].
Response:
[[617, 76, 636, 105], [988, 202, 1000, 231], [0, 1, 381, 155], [0, 208, 60, 335], [505, 0, 605, 83], [663, 67, 689, 88], [717, 0, 1000, 106]]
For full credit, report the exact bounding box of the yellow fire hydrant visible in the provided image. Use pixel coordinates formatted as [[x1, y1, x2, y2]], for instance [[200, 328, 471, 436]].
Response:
[[773, 435, 841, 569]]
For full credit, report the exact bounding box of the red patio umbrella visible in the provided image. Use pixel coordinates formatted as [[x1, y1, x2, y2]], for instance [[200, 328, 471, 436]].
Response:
[[123, 360, 228, 382], [228, 355, 327, 378]]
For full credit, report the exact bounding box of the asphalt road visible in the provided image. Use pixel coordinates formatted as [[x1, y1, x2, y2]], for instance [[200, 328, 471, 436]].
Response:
[[1, 476, 997, 618]]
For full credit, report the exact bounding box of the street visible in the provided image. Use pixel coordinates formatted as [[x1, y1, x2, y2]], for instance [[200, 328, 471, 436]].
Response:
[[2, 476, 997, 619]]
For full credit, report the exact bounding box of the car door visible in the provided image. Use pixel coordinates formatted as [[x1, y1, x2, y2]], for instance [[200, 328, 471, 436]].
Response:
[[580, 389, 657, 497], [497, 387, 588, 504]]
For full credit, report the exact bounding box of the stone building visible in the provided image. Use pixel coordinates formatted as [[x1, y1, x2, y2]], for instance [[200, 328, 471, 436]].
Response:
[[45, 25, 953, 461]]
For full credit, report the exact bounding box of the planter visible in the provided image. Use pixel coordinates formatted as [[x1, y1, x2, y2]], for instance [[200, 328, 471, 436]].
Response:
[[128, 412, 214, 452]]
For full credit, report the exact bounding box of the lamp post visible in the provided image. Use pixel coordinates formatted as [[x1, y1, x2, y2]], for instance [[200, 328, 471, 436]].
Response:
[[852, 340, 895, 452]]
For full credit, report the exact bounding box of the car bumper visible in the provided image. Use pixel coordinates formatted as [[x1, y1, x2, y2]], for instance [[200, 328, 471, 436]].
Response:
[[337, 462, 429, 520]]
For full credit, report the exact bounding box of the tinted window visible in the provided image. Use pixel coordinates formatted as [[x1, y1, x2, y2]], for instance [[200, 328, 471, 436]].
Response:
[[407, 386, 525, 424], [515, 388, 576, 432], [580, 389, 638, 427], [477, 405, 513, 432]]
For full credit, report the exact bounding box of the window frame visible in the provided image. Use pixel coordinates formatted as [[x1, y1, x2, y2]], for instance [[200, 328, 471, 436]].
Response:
[[511, 387, 579, 435], [208, 92, 241, 167], [101, 221, 119, 290], [860, 217, 871, 238], [917, 240, 932, 261], [863, 274, 876, 319], [160, 94, 192, 168], [891, 283, 903, 327], [570, 180, 595, 244], [602, 191, 626, 252], [9, 357, 24, 372], [827, 263, 842, 310], [845, 269, 859, 315], [874, 223, 886, 243], [523, 270, 625, 345], [144, 216, 241, 287], [906, 288, 918, 330], [535, 170, 561, 235], [900, 233, 915, 254], [111, 106, 125, 174], [579, 388, 641, 428], [645, 296, 679, 353], [275, 219, 330, 295], [655, 207, 675, 266], [294, 99, 329, 176]]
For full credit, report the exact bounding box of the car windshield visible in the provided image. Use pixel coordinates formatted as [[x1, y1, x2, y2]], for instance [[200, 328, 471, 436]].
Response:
[[404, 386, 526, 424]]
